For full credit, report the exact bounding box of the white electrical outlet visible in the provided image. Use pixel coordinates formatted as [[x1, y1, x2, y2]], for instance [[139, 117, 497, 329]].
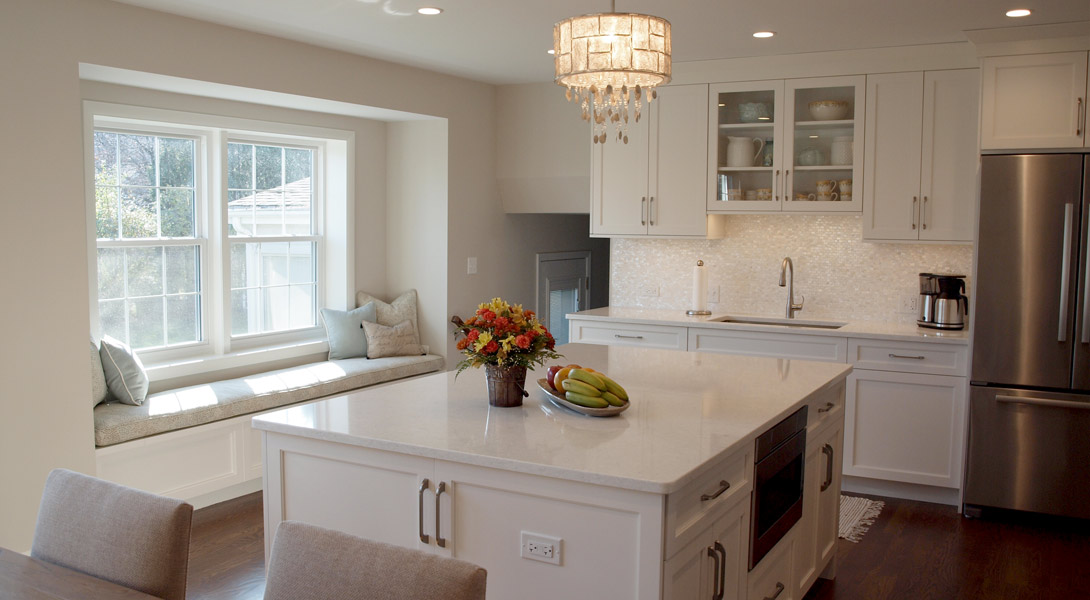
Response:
[[899, 295, 918, 313], [708, 285, 720, 304], [467, 257, 477, 275], [520, 531, 562, 565], [639, 285, 659, 297]]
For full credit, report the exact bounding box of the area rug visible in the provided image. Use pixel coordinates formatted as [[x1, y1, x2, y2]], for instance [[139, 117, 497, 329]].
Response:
[[838, 495, 884, 543]]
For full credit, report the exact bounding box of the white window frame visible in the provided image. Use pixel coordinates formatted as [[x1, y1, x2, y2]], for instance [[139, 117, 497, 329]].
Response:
[[84, 102, 355, 380]]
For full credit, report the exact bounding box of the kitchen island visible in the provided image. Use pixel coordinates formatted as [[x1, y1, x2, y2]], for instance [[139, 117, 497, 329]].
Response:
[[254, 343, 851, 600]]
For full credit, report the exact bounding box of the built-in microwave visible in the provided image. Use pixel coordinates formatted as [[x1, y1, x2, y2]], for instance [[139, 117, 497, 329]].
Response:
[[749, 405, 807, 570]]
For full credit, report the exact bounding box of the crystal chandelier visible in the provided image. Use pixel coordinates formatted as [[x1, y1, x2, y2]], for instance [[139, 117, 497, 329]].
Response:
[[553, 1, 672, 144]]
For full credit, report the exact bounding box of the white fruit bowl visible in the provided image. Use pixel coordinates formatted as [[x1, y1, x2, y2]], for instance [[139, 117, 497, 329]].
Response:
[[537, 379, 629, 417], [808, 100, 849, 121]]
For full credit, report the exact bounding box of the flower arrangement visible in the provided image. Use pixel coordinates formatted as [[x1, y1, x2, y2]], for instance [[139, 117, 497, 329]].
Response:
[[452, 298, 561, 376]]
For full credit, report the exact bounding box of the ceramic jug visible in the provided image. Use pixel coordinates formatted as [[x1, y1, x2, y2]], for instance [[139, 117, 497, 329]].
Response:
[[726, 136, 765, 167]]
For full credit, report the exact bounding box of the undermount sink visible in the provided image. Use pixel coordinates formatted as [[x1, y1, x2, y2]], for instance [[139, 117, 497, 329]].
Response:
[[709, 315, 847, 330]]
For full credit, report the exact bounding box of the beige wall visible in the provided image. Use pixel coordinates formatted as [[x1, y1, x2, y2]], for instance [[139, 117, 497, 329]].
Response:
[[0, 0, 506, 550]]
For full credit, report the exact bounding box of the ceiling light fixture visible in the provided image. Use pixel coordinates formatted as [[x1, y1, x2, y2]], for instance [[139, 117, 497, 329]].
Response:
[[553, 0, 672, 144], [418, 7, 442, 15], [753, 31, 775, 38], [1005, 9, 1032, 17]]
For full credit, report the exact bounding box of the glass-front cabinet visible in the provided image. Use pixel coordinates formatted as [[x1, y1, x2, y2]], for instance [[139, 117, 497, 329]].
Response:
[[708, 75, 865, 213]]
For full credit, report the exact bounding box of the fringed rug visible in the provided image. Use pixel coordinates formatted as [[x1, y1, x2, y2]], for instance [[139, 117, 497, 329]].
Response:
[[838, 495, 884, 543]]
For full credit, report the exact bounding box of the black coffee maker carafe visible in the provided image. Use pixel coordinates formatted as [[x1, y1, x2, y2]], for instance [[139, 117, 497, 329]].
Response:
[[918, 274, 968, 330]]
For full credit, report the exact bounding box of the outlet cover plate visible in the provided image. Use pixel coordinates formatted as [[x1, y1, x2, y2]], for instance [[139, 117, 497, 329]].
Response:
[[520, 531, 561, 565], [639, 285, 659, 297]]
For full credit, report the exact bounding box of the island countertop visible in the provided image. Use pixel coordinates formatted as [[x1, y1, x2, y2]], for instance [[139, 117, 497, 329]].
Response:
[[253, 343, 851, 495]]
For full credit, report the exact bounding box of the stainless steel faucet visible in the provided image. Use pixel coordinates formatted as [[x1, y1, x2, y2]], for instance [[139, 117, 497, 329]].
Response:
[[779, 257, 804, 319]]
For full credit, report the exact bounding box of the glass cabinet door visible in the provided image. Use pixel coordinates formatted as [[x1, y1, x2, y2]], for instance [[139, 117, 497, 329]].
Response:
[[783, 76, 865, 212], [708, 81, 784, 212]]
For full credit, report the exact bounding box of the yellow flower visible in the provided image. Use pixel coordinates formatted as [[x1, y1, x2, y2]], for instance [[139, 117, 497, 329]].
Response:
[[500, 335, 516, 353], [474, 331, 493, 352]]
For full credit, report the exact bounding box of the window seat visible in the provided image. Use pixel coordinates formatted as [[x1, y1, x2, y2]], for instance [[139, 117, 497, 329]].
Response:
[[94, 354, 445, 447]]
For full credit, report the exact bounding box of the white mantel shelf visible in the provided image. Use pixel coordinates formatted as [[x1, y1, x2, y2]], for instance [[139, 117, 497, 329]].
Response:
[[568, 306, 970, 345], [253, 343, 850, 494]]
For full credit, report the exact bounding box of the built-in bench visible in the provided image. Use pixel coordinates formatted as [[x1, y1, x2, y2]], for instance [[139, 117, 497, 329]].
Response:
[[94, 353, 445, 506]]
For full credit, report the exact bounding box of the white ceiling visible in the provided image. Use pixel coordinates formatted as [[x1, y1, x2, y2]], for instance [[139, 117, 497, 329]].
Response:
[[112, 0, 1090, 85]]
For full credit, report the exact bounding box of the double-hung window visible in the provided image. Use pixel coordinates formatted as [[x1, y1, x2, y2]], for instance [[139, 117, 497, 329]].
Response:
[[91, 115, 331, 365]]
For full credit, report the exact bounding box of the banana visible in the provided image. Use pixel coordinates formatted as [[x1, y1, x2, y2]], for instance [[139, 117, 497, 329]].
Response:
[[564, 391, 610, 408], [602, 391, 626, 407], [570, 369, 607, 391], [598, 373, 629, 401], [561, 378, 601, 397]]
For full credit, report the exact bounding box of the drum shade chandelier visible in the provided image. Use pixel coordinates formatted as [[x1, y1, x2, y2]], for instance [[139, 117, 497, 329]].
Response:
[[553, 1, 672, 144]]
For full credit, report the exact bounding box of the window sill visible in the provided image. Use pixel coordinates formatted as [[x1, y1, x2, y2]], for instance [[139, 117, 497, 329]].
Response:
[[143, 337, 329, 383]]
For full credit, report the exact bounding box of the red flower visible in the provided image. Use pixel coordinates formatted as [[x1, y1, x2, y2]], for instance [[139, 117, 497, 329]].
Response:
[[524, 310, 535, 319], [483, 340, 499, 354], [495, 316, 510, 328], [545, 332, 555, 349], [456, 338, 470, 350], [515, 334, 531, 349], [481, 310, 496, 321], [466, 329, 480, 341]]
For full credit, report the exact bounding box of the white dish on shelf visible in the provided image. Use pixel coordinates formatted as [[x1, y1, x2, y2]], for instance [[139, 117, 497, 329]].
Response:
[[808, 100, 849, 120]]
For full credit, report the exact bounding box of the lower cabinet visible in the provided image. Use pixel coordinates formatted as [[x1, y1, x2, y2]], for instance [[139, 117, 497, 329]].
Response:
[[794, 421, 843, 597], [842, 368, 966, 488], [663, 499, 749, 600]]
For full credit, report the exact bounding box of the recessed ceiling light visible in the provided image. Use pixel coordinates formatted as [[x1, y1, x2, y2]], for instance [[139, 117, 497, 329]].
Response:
[[418, 7, 442, 15], [753, 31, 775, 39], [809, 135, 819, 138], [758, 116, 771, 120], [1005, 8, 1031, 17], [547, 49, 555, 55]]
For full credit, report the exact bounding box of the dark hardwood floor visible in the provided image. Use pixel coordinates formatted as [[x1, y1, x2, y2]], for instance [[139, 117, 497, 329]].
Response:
[[187, 492, 1090, 599]]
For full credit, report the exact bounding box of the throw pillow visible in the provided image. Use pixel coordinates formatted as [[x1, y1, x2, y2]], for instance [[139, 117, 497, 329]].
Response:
[[98, 336, 149, 406], [90, 338, 109, 407], [355, 289, 419, 333], [320, 302, 378, 360], [362, 320, 425, 359]]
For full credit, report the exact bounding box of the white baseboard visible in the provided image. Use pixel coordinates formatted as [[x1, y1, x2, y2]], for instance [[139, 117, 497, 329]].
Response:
[[188, 478, 264, 510], [842, 475, 960, 506]]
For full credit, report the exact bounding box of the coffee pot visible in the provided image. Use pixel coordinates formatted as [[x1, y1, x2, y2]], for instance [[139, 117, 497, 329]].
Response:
[[918, 273, 968, 330]]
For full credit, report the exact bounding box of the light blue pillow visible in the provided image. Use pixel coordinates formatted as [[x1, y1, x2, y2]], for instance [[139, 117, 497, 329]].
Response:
[[320, 302, 377, 360], [98, 336, 149, 406]]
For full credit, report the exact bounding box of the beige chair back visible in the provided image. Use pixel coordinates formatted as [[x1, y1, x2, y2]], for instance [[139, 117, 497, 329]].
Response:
[[31, 469, 193, 600], [264, 520, 487, 600]]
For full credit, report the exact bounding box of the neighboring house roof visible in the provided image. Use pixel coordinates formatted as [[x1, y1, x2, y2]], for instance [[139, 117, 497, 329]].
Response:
[[228, 178, 311, 211]]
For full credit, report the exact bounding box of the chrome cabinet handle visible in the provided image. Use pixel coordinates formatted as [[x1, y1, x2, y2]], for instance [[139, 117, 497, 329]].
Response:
[[435, 481, 447, 548], [706, 544, 723, 600], [713, 541, 727, 600], [700, 480, 731, 502], [764, 582, 785, 600], [649, 196, 656, 226], [997, 394, 1090, 411], [641, 197, 647, 226], [418, 478, 430, 543], [1077, 97, 1084, 136], [911, 196, 918, 229], [889, 353, 926, 360], [817, 402, 835, 413], [1060, 203, 1074, 343], [821, 444, 834, 491], [614, 334, 644, 340], [922, 196, 928, 230], [775, 169, 781, 201]]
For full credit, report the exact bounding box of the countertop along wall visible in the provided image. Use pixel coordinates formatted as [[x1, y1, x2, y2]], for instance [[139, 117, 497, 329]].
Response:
[[611, 215, 973, 324]]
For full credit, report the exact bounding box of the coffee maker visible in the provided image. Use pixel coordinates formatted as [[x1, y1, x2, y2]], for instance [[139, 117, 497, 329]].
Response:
[[917, 273, 968, 330]]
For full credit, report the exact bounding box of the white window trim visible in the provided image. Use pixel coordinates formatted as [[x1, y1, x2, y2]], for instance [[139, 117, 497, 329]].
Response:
[[84, 101, 355, 382]]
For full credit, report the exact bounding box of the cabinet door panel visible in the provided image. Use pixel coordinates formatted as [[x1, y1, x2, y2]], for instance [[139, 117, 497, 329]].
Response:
[[920, 69, 979, 242], [663, 535, 711, 600], [592, 112, 650, 235], [710, 499, 749, 600], [650, 84, 710, 236], [843, 369, 966, 487], [863, 72, 924, 240], [981, 52, 1088, 150], [816, 426, 842, 568]]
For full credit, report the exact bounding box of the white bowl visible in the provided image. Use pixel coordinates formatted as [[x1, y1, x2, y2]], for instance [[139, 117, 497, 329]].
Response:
[[808, 100, 849, 121]]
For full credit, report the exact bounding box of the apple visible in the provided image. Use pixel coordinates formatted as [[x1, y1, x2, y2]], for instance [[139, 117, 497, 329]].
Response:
[[546, 365, 562, 391]]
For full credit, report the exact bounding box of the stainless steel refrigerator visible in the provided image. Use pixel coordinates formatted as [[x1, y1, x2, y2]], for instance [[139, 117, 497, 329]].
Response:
[[966, 154, 1090, 519]]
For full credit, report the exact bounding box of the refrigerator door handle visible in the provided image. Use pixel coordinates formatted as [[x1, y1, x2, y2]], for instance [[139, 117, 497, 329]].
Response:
[[1083, 223, 1090, 344], [997, 394, 1090, 411], [1059, 203, 1074, 343]]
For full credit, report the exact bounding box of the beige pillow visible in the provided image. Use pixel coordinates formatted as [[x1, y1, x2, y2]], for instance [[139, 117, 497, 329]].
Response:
[[356, 289, 418, 333], [362, 320, 425, 359]]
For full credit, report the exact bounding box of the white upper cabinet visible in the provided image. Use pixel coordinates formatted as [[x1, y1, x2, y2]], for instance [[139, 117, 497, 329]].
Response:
[[864, 69, 979, 242], [980, 52, 1088, 150], [591, 84, 724, 238], [708, 75, 865, 214]]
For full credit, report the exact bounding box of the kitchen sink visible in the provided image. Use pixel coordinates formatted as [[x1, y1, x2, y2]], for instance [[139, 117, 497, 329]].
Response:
[[709, 315, 847, 330]]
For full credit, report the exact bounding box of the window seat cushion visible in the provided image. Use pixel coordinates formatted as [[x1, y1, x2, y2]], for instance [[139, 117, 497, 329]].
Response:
[[93, 354, 445, 447]]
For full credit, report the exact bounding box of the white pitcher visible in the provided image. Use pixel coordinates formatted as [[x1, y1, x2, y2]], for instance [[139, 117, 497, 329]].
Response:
[[726, 136, 765, 167]]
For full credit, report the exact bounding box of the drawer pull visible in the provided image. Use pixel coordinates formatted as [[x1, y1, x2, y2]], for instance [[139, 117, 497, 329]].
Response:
[[435, 481, 447, 548], [418, 478, 430, 543], [764, 582, 785, 600], [817, 402, 835, 413], [700, 480, 731, 502], [614, 334, 645, 340], [889, 353, 926, 360], [821, 444, 835, 492], [707, 543, 724, 600]]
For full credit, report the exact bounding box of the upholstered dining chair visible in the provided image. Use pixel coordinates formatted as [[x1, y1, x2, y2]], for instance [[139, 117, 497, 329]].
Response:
[[264, 520, 488, 600], [31, 468, 193, 600]]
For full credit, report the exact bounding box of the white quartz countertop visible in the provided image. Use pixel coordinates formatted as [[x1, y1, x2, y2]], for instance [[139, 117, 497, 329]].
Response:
[[567, 306, 969, 345], [253, 344, 851, 495]]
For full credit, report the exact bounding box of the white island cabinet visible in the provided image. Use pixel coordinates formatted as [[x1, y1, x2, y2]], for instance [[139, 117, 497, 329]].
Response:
[[255, 344, 850, 600]]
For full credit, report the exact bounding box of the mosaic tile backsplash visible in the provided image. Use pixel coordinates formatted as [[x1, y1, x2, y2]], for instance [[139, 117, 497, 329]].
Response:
[[610, 215, 974, 324]]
